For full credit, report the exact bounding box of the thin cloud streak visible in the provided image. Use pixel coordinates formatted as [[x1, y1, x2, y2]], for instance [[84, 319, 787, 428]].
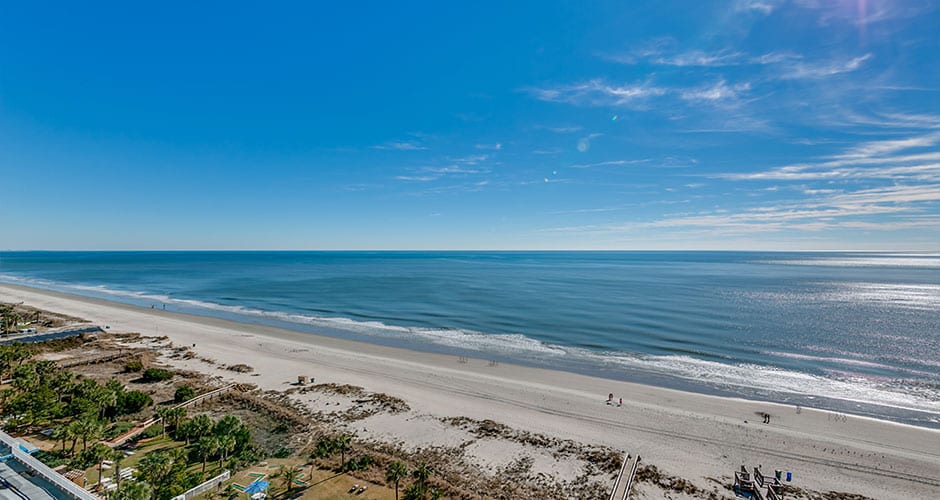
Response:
[[373, 141, 428, 151]]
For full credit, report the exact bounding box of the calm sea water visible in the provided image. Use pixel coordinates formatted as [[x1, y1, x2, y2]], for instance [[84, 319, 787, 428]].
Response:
[[1, 251, 938, 427]]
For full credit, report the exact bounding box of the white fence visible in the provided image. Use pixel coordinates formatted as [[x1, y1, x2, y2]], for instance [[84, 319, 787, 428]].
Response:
[[170, 469, 231, 500]]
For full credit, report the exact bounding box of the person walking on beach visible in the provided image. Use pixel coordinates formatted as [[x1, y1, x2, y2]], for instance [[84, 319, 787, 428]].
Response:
[[618, 397, 622, 407], [608, 393, 613, 405]]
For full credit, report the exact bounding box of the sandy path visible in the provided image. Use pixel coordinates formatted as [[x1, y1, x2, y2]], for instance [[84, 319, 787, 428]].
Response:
[[2, 284, 938, 499]]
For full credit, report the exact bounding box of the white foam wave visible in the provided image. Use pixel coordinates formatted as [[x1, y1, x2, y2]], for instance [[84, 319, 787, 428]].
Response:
[[0, 274, 568, 358], [764, 351, 917, 373], [593, 352, 940, 414]]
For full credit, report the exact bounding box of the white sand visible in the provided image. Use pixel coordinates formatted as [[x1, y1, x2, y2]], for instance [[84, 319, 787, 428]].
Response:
[[2, 284, 938, 499]]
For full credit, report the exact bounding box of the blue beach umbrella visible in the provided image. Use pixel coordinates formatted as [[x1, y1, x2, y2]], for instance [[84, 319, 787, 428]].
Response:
[[245, 480, 269, 495]]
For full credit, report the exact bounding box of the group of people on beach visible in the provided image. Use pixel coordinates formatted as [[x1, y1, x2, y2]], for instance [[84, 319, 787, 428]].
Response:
[[606, 393, 622, 407]]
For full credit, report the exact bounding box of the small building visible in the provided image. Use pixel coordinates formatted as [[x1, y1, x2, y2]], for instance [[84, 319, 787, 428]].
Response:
[[0, 429, 97, 499]]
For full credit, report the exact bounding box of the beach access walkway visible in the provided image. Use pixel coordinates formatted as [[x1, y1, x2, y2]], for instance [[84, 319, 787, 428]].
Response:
[[608, 453, 640, 500], [734, 465, 785, 500], [106, 383, 239, 447]]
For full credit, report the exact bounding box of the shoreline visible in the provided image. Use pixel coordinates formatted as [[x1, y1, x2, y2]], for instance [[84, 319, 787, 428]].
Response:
[[2, 283, 940, 498], [3, 278, 936, 429], [5, 281, 936, 432]]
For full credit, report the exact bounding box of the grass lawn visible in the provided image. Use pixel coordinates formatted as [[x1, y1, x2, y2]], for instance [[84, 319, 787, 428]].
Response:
[[202, 458, 395, 500], [86, 436, 187, 486]]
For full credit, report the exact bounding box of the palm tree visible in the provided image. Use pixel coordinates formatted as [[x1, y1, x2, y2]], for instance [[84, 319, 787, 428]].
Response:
[[213, 414, 241, 437], [168, 407, 186, 436], [66, 420, 83, 454], [112, 480, 152, 500], [281, 465, 299, 496], [74, 416, 103, 452], [157, 406, 186, 437], [55, 425, 74, 452], [335, 433, 352, 469], [138, 451, 174, 495], [89, 443, 112, 489], [217, 434, 236, 468], [311, 435, 336, 460], [111, 449, 126, 489], [412, 461, 433, 488], [50, 370, 75, 404], [197, 436, 219, 473], [190, 414, 214, 440], [386, 461, 408, 500]]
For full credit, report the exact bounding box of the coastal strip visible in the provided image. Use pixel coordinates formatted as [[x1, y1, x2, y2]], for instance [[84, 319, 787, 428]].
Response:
[[2, 283, 938, 499]]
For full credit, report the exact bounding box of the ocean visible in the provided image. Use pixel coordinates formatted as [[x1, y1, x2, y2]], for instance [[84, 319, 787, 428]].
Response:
[[1, 251, 938, 427]]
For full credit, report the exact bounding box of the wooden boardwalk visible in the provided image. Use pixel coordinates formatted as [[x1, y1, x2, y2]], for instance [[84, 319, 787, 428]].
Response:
[[609, 453, 640, 500], [107, 384, 238, 447]]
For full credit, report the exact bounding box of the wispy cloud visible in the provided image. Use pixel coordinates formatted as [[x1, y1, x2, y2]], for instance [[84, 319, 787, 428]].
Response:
[[619, 49, 746, 67], [372, 141, 428, 151], [720, 132, 940, 181], [532, 148, 565, 155], [394, 175, 439, 182], [835, 132, 940, 159], [778, 53, 873, 79], [679, 80, 750, 102], [532, 125, 583, 133], [681, 127, 940, 235], [527, 78, 748, 107], [604, 41, 870, 83], [603, 44, 800, 68], [448, 154, 489, 165], [395, 154, 492, 183], [475, 143, 502, 150], [646, 182, 940, 232], [569, 159, 650, 169], [795, 0, 933, 27], [525, 79, 667, 106], [735, 0, 780, 15]]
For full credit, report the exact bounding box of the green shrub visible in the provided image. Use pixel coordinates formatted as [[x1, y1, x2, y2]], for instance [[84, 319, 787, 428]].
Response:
[[141, 368, 173, 382], [118, 390, 153, 414], [69, 448, 102, 469], [174, 385, 196, 403], [124, 360, 144, 372], [34, 450, 69, 468], [140, 423, 164, 439], [105, 421, 136, 439]]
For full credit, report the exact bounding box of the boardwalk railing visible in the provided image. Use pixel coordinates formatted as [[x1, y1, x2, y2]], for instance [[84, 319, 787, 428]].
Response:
[[107, 384, 238, 447], [622, 455, 641, 499], [173, 384, 237, 410], [608, 453, 631, 500], [0, 430, 98, 500]]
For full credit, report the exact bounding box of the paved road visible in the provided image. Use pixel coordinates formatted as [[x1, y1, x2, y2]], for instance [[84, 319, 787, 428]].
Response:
[[0, 326, 103, 345]]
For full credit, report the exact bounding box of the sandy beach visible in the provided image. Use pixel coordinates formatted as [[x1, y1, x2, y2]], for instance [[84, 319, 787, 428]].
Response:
[[2, 283, 938, 499]]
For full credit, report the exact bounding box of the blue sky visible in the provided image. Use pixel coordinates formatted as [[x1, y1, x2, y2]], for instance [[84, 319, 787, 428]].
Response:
[[2, 0, 939, 250]]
